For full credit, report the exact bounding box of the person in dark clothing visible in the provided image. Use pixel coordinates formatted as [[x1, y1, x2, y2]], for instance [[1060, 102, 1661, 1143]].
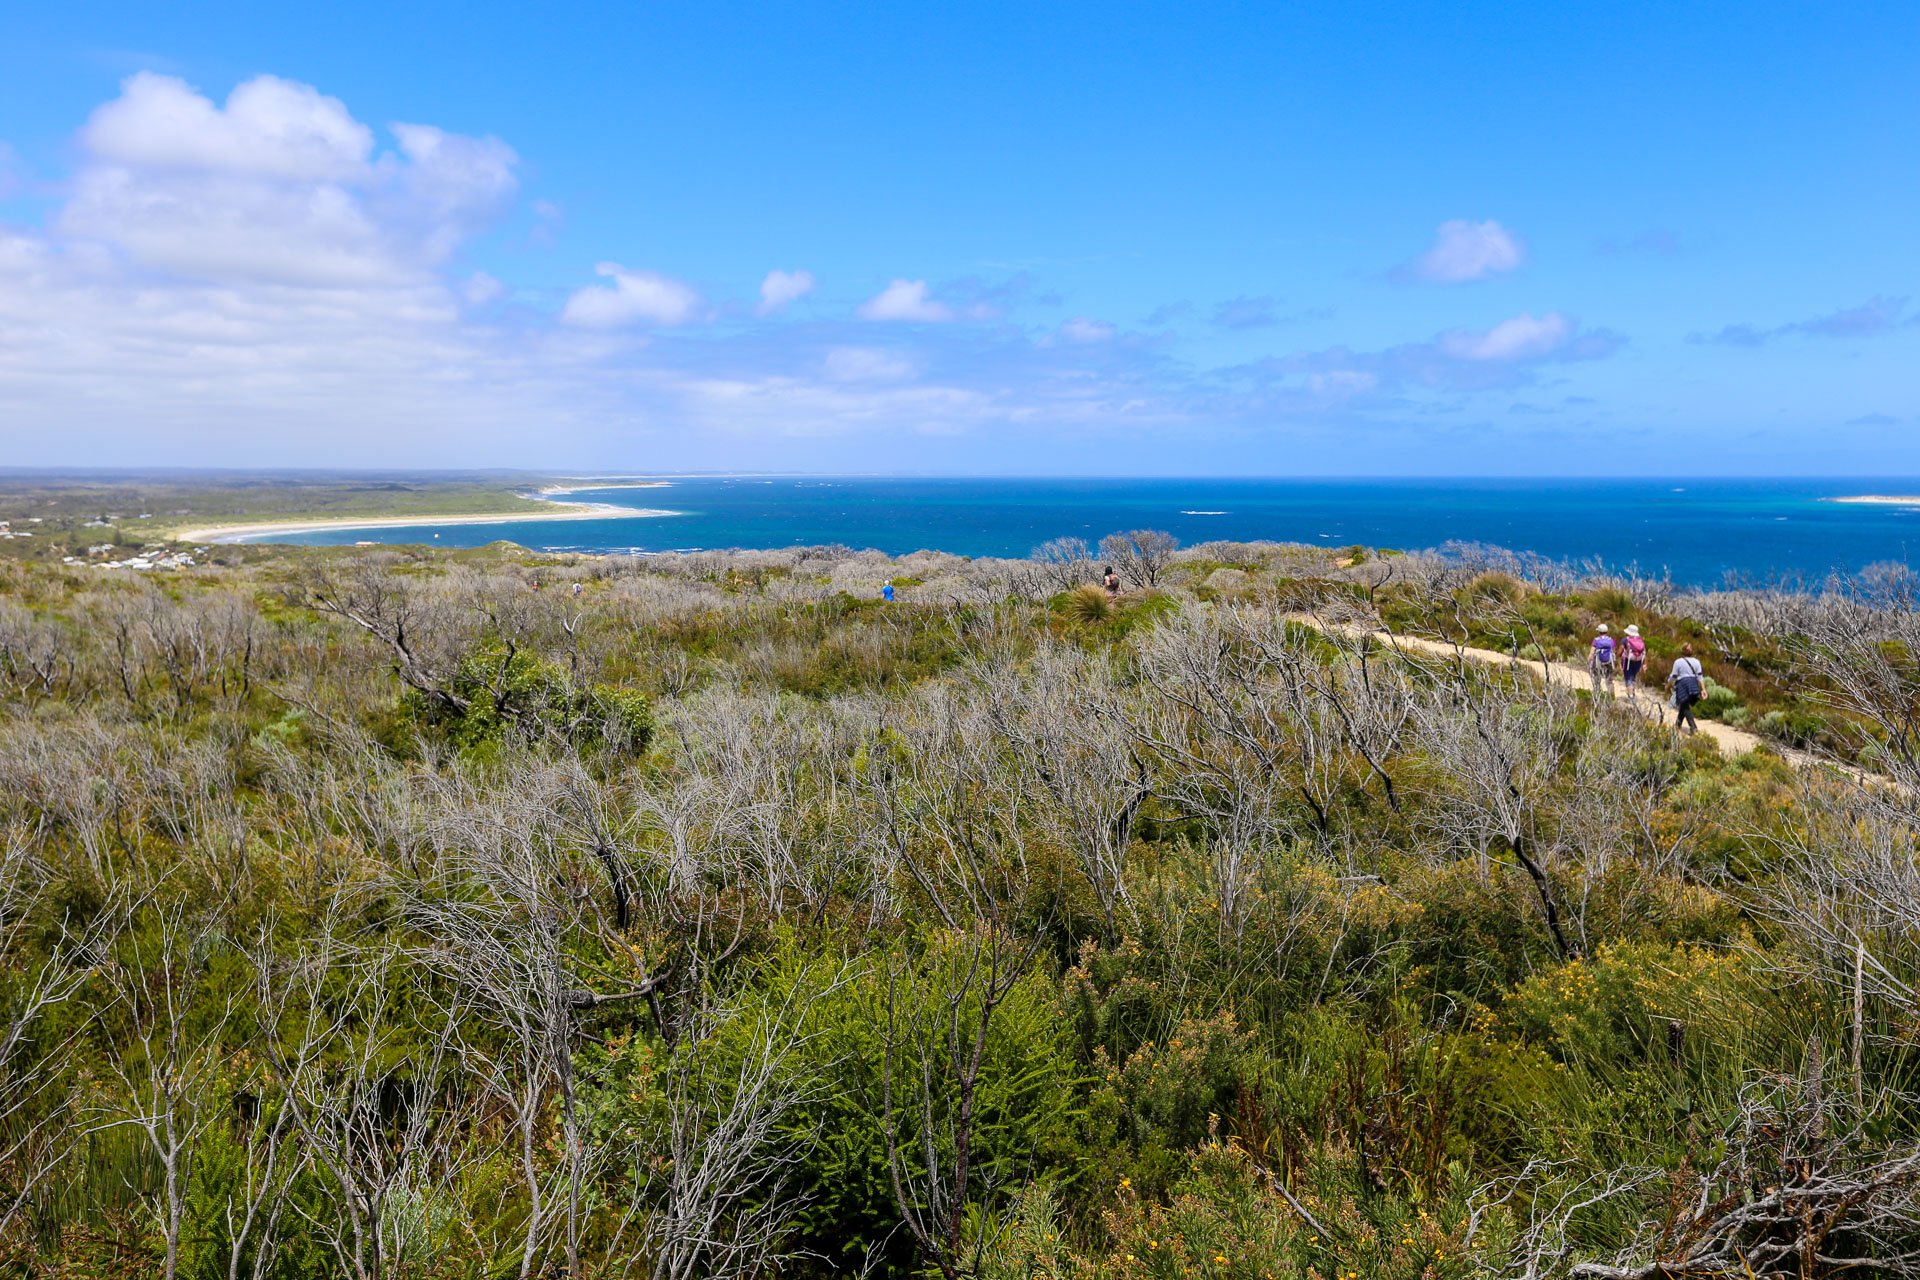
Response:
[[1103, 566, 1120, 597], [1667, 642, 1705, 735]]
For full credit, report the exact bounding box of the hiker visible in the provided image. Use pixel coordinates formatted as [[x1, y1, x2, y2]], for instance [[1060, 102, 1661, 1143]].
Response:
[[1620, 624, 1647, 700], [1667, 642, 1705, 735], [571, 582, 583, 599], [1103, 565, 1121, 597], [881, 582, 895, 603], [1589, 623, 1617, 697]]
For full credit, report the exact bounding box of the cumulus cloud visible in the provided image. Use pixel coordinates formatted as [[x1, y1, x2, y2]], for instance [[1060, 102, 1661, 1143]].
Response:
[[560, 263, 702, 328], [1398, 219, 1526, 284], [857, 278, 954, 322], [757, 268, 815, 315], [1439, 311, 1572, 362], [80, 72, 372, 180], [56, 71, 516, 287], [0, 72, 1647, 469]]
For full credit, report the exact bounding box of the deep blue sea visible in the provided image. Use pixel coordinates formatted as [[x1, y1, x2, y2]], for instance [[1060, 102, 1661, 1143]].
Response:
[[255, 477, 1920, 588]]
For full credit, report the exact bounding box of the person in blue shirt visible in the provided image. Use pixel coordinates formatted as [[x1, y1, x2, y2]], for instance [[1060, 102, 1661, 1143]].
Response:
[[1589, 624, 1617, 697], [881, 582, 895, 603]]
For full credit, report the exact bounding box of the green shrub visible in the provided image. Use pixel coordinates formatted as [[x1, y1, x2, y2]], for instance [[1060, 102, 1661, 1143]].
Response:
[[1695, 677, 1741, 720], [1065, 584, 1113, 623], [414, 643, 653, 754], [726, 934, 1097, 1276]]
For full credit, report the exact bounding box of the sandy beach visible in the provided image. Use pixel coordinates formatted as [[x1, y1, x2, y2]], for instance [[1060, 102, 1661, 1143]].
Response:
[[174, 501, 677, 544], [538, 481, 675, 494]]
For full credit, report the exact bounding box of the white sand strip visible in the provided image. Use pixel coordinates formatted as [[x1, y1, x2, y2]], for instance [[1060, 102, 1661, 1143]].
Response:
[[175, 502, 677, 544], [1825, 495, 1920, 505]]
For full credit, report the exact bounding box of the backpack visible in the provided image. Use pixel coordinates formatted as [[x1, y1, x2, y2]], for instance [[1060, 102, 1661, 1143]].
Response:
[[1623, 635, 1645, 660], [1593, 636, 1615, 665]]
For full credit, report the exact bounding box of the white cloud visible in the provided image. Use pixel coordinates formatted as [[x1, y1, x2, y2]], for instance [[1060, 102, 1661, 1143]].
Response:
[[1439, 311, 1571, 361], [55, 72, 517, 287], [1058, 316, 1116, 343], [1405, 219, 1525, 284], [857, 278, 954, 322], [80, 72, 372, 181], [560, 263, 702, 328], [0, 72, 1642, 471], [824, 346, 916, 382], [758, 268, 815, 315]]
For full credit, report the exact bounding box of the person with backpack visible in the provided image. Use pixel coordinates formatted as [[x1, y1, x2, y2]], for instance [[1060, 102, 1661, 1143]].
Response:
[[1667, 642, 1705, 735], [1103, 566, 1121, 598], [1589, 623, 1618, 697], [1620, 624, 1647, 701]]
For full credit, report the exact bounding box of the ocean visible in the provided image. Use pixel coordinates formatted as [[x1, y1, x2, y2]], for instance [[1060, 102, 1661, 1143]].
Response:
[[253, 477, 1920, 588]]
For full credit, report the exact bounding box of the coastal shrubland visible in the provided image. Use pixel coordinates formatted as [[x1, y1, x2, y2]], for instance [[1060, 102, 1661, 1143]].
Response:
[[2, 537, 1919, 1278]]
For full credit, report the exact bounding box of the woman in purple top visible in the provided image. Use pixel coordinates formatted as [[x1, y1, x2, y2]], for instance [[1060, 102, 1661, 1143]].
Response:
[[1589, 624, 1617, 697]]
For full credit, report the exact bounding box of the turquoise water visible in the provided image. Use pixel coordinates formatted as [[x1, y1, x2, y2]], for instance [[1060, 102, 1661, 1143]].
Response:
[[255, 477, 1920, 588]]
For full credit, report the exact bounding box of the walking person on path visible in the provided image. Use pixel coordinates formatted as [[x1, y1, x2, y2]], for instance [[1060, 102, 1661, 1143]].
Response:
[[1667, 642, 1705, 735], [1620, 624, 1647, 702], [1103, 565, 1121, 598], [1589, 623, 1618, 697]]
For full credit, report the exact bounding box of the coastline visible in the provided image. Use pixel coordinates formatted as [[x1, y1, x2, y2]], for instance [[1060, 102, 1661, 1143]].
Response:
[[173, 501, 678, 545], [538, 481, 675, 494], [1825, 495, 1920, 505]]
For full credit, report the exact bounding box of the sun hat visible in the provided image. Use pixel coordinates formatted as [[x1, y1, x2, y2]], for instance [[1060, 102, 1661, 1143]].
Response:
[[1626, 624, 1640, 636], [1597, 623, 1609, 633]]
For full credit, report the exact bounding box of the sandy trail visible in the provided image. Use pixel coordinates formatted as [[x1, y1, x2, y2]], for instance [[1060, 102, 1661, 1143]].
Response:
[[1357, 626, 1767, 755], [1278, 612, 1886, 778]]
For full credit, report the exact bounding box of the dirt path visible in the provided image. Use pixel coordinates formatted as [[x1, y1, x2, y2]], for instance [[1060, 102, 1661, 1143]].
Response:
[[1360, 627, 1768, 755], [1273, 612, 1896, 788]]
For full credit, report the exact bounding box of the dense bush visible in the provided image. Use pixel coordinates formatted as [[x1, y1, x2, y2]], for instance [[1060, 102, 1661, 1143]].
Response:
[[1, 540, 1918, 1278]]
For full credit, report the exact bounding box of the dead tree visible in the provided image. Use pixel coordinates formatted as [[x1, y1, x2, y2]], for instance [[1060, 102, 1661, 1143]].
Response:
[[974, 644, 1149, 937], [85, 897, 240, 1280], [303, 561, 475, 717], [1100, 529, 1179, 590], [855, 697, 1052, 1279], [1028, 536, 1096, 595], [1411, 661, 1583, 960], [0, 849, 105, 1243], [1564, 1080, 1920, 1279], [275, 933, 469, 1280], [639, 965, 853, 1280]]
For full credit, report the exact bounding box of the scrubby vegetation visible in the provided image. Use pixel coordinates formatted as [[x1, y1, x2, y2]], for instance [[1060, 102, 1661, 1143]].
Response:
[[2, 534, 1919, 1279]]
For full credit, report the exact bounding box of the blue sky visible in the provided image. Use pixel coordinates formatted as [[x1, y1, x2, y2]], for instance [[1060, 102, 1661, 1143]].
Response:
[[0, 0, 1915, 473]]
